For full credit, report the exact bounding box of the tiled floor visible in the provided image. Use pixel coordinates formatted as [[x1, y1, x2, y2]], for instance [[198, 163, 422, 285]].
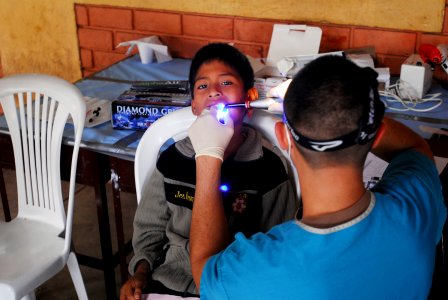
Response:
[[0, 168, 138, 299]]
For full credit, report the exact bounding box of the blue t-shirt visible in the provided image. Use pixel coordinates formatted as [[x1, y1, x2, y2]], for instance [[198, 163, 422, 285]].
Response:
[[200, 151, 447, 300]]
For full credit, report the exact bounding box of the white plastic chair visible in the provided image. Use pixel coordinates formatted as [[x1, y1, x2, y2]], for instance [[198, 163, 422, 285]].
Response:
[[0, 74, 88, 300], [134, 107, 300, 204]]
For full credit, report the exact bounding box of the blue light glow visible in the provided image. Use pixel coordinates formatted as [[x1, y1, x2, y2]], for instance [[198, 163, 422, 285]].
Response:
[[215, 103, 229, 124], [220, 184, 229, 192]]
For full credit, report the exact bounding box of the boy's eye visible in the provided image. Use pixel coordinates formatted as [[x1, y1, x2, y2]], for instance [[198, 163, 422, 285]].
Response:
[[196, 84, 207, 90], [221, 81, 233, 86]]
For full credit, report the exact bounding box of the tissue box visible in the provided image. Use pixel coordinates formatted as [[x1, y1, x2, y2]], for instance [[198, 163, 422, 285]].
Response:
[[111, 80, 191, 130]]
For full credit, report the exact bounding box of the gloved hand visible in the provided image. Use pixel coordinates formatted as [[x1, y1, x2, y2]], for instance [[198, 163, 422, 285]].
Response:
[[188, 106, 234, 161], [267, 78, 292, 100]]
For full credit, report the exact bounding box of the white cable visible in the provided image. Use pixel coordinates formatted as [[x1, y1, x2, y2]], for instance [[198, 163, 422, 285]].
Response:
[[379, 79, 443, 112]]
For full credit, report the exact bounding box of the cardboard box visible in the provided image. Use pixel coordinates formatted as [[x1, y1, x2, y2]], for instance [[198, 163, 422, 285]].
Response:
[[111, 80, 191, 130], [111, 98, 190, 130]]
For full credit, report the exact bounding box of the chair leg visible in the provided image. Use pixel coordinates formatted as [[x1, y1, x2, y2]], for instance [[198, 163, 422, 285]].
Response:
[[0, 167, 11, 221], [67, 251, 88, 300]]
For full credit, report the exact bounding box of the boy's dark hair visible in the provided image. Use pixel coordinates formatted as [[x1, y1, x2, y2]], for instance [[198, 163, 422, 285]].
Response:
[[188, 43, 254, 97], [284, 55, 384, 168]]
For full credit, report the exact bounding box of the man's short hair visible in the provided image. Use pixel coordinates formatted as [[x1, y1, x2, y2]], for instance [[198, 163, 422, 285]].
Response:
[[188, 43, 254, 97], [283, 55, 384, 168]]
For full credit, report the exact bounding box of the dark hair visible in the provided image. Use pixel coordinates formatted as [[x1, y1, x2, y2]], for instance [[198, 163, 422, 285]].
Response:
[[284, 55, 383, 168], [188, 43, 254, 97]]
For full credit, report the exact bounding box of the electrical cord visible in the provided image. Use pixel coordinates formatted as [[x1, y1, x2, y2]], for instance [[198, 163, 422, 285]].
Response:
[[379, 79, 443, 112]]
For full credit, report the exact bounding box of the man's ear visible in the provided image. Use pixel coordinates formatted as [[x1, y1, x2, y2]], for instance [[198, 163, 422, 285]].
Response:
[[275, 121, 289, 151]]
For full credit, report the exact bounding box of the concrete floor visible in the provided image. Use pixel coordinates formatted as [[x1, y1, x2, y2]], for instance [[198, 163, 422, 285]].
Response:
[[0, 168, 138, 299]]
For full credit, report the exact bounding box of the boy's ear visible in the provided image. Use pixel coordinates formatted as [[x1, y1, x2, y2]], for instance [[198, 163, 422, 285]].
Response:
[[275, 121, 289, 150], [191, 100, 199, 116], [246, 87, 259, 102]]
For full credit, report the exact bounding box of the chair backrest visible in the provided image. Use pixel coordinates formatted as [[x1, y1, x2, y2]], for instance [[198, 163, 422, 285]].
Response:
[[134, 107, 196, 203], [0, 74, 86, 251], [134, 107, 300, 203]]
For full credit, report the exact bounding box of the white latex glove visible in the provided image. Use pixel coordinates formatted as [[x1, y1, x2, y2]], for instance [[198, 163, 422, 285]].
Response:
[[267, 78, 292, 100], [188, 106, 234, 161]]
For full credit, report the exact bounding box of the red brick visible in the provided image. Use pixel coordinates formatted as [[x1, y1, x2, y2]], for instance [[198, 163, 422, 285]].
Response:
[[89, 7, 132, 30], [93, 51, 127, 69], [234, 43, 266, 58], [82, 69, 97, 78], [353, 29, 416, 56], [75, 5, 88, 26], [80, 49, 93, 68], [420, 33, 448, 47], [115, 32, 147, 45], [235, 19, 276, 43], [444, 7, 448, 34], [320, 26, 351, 52], [160, 36, 208, 58], [377, 54, 407, 75], [134, 10, 181, 34], [78, 28, 113, 50], [183, 14, 233, 40], [115, 32, 147, 53]]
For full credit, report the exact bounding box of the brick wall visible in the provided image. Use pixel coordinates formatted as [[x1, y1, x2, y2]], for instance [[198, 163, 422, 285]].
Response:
[[75, 4, 448, 79]]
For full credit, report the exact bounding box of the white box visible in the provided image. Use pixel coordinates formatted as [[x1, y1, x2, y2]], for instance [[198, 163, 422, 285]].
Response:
[[399, 54, 433, 99], [267, 24, 322, 66], [249, 24, 323, 81], [374, 67, 390, 90]]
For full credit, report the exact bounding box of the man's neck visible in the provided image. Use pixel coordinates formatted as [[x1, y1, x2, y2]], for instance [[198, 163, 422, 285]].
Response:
[[299, 190, 370, 228], [299, 165, 367, 220]]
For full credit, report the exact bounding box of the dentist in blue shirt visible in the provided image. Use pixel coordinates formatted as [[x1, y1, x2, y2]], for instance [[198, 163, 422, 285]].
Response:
[[188, 55, 447, 300]]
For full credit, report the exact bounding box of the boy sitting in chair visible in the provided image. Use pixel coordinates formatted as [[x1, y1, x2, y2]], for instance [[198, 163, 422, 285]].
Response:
[[120, 43, 298, 299]]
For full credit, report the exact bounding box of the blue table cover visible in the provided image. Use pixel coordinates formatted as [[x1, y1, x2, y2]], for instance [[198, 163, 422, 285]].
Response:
[[72, 55, 191, 160], [1, 54, 447, 161]]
